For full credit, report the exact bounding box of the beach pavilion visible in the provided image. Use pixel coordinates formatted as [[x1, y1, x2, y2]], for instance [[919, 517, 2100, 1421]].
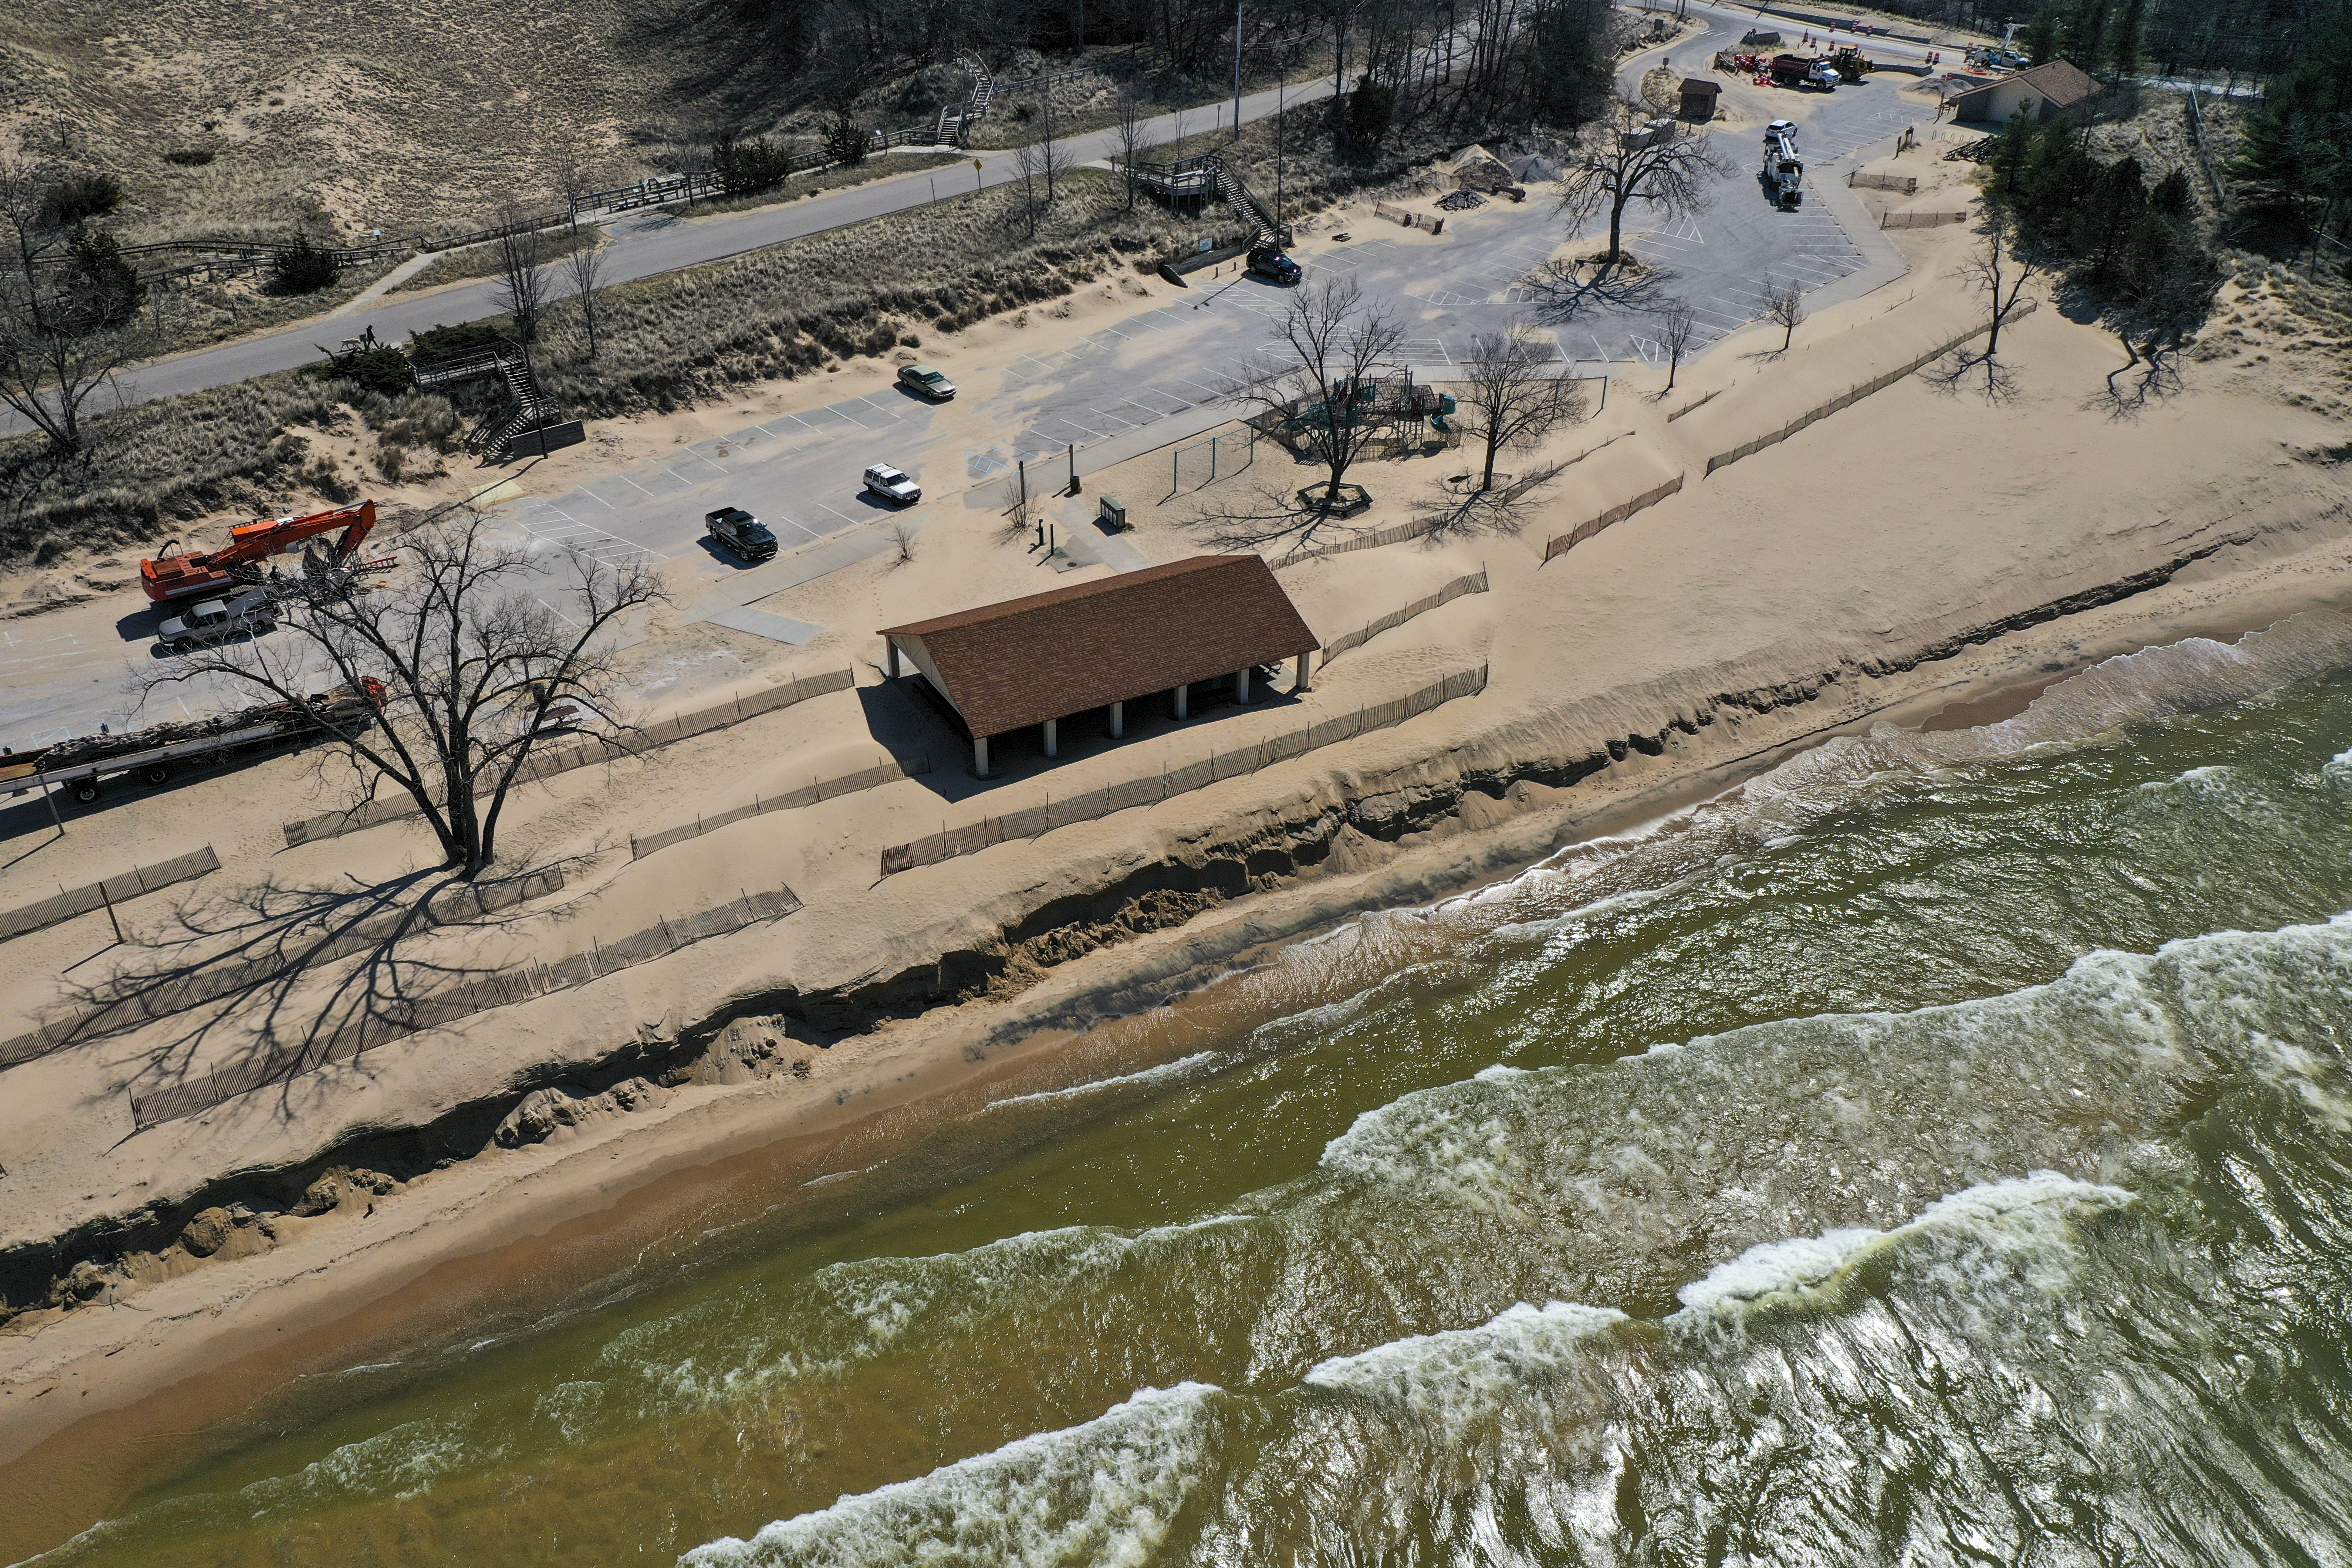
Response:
[[880, 554, 1319, 776]]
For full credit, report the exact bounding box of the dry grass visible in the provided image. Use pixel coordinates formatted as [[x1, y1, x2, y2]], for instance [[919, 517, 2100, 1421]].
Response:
[[0, 374, 455, 563], [394, 225, 606, 294], [646, 151, 967, 219], [142, 259, 401, 354], [530, 169, 1189, 415]]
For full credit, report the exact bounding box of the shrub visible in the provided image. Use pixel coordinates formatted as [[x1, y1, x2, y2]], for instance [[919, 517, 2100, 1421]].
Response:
[[313, 345, 414, 397], [270, 234, 340, 294], [65, 228, 145, 326], [406, 319, 507, 359], [713, 129, 798, 195], [825, 114, 868, 167], [164, 148, 217, 167], [41, 174, 124, 226]]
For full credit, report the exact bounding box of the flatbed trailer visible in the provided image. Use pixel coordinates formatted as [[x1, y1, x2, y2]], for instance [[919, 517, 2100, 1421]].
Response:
[[3, 683, 385, 805]]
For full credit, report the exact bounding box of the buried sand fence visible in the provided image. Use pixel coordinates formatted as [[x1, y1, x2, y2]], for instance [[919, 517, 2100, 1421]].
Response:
[[126, 886, 802, 1129], [879, 665, 1490, 877]]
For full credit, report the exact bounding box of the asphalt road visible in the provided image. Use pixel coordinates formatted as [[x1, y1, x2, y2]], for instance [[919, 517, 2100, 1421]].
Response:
[[4, 78, 1337, 438]]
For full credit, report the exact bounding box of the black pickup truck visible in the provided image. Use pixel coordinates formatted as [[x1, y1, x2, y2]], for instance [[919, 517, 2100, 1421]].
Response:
[[705, 507, 778, 563]]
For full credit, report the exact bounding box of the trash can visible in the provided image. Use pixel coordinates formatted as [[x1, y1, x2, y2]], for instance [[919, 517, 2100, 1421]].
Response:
[[1098, 497, 1128, 532]]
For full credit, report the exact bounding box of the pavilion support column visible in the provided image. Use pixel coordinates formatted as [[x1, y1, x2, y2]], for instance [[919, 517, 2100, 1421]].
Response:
[[1294, 651, 1312, 692], [887, 642, 902, 679], [1044, 717, 1059, 758], [1234, 666, 1251, 704], [973, 734, 990, 776], [1109, 700, 1125, 738], [1174, 683, 1189, 720]]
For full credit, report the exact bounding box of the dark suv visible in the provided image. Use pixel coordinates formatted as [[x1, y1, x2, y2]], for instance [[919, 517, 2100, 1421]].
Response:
[[1247, 247, 1303, 284], [705, 507, 777, 563]]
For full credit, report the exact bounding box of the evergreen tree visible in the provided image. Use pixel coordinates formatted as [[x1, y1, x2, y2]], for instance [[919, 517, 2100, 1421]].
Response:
[[64, 225, 144, 326]]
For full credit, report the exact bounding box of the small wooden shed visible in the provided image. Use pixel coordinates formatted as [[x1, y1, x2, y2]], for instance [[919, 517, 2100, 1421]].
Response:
[[1680, 78, 1723, 121]]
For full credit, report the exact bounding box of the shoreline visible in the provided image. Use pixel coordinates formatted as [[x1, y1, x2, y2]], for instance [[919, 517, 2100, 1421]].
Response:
[[6, 547, 2351, 1561]]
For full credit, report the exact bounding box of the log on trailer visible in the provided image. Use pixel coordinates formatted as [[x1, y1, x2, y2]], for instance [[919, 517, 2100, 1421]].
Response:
[[3, 681, 388, 804]]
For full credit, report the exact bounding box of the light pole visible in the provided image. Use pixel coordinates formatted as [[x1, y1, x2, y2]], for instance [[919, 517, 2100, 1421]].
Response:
[[1233, 0, 1244, 140]]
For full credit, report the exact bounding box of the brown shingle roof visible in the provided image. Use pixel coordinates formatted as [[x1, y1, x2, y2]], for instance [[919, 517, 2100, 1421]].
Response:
[[880, 555, 1318, 738], [1955, 57, 2099, 110]]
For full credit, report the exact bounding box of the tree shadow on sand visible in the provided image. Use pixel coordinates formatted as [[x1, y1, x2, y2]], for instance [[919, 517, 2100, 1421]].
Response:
[[50, 856, 585, 1124]]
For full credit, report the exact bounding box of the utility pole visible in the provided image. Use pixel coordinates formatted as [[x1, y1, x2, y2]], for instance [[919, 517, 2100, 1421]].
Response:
[[1233, 0, 1244, 140]]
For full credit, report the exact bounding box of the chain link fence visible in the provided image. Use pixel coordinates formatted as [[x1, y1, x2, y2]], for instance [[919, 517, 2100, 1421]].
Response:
[[879, 666, 1490, 877], [1167, 425, 1258, 495], [126, 887, 800, 1130], [0, 846, 220, 946]]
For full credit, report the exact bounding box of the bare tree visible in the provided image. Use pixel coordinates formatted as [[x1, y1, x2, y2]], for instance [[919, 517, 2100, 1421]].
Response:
[[1556, 97, 1730, 270], [1039, 98, 1075, 203], [1962, 226, 2038, 357], [1454, 332, 1588, 493], [1657, 298, 1697, 392], [1761, 276, 1805, 353], [0, 162, 145, 453], [1012, 139, 1046, 236], [561, 221, 608, 361], [1192, 275, 1406, 553], [149, 510, 666, 879], [1112, 88, 1154, 211], [490, 201, 553, 343]]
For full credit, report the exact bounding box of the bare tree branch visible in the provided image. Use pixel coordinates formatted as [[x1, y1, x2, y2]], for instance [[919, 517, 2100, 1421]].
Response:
[[561, 220, 608, 361], [1657, 298, 1698, 392], [490, 198, 553, 343], [1188, 275, 1409, 554], [1760, 276, 1805, 354], [1112, 88, 1154, 212], [0, 159, 148, 453], [143, 508, 667, 879], [1554, 98, 1730, 269], [1453, 332, 1588, 492]]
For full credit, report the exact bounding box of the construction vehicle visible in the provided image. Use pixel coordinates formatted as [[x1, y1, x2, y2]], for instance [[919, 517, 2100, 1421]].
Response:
[[1828, 45, 1871, 81], [1763, 122, 1805, 207], [141, 500, 380, 604], [1769, 53, 1841, 89], [2, 681, 387, 804]]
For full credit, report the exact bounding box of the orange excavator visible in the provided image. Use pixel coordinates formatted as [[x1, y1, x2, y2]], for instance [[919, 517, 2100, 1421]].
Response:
[[141, 500, 380, 603]]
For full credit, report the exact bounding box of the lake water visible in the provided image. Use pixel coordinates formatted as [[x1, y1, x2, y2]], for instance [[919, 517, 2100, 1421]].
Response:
[[30, 614, 2352, 1567]]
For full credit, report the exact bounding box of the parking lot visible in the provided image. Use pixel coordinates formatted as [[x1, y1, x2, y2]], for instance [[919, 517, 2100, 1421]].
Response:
[[2, 80, 1916, 747]]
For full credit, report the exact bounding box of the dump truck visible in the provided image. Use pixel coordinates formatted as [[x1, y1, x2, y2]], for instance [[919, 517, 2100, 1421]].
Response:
[[2, 681, 387, 804], [1769, 53, 1841, 89], [1763, 123, 1805, 207]]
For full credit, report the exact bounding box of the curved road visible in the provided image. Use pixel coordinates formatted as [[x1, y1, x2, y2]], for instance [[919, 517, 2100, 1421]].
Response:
[[34, 80, 1335, 431]]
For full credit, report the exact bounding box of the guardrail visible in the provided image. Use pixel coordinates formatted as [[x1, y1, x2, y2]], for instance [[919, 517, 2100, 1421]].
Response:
[[878, 665, 1490, 877]]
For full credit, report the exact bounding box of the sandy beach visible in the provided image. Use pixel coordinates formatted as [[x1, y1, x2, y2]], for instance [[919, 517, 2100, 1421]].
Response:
[[5, 145, 2352, 1559]]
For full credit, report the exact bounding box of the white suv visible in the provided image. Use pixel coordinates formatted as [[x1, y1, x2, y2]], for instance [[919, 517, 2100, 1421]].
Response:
[[863, 463, 920, 505]]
